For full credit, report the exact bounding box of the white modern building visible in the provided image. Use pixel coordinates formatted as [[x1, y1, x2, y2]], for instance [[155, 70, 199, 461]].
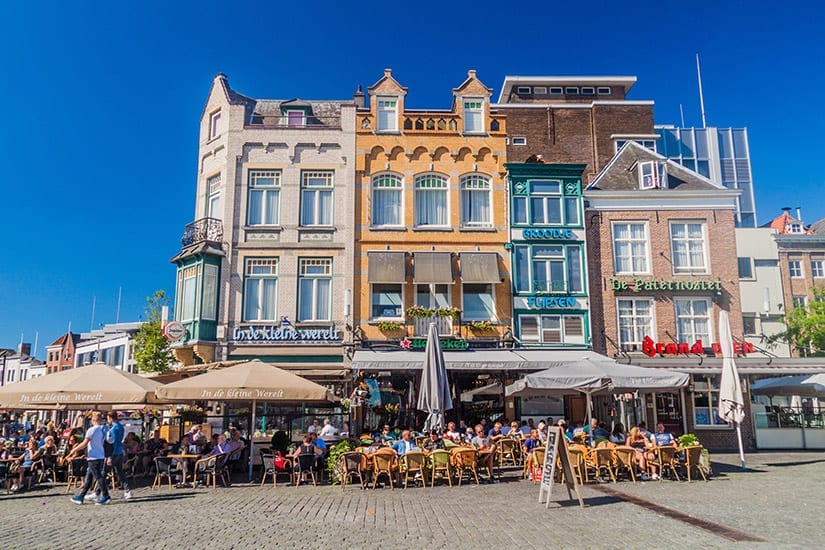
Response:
[[74, 322, 143, 373]]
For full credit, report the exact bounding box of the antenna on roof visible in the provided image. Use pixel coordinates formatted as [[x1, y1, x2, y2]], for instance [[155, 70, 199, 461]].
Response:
[[679, 104, 686, 127], [90, 295, 96, 332], [115, 286, 122, 324], [33, 331, 38, 358], [696, 53, 707, 128]]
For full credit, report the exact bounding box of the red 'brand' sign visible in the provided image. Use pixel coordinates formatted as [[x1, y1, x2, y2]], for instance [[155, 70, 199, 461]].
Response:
[[642, 336, 754, 357]]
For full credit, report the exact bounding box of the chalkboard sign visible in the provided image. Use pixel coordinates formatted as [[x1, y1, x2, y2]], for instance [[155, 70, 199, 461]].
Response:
[[538, 426, 584, 508]]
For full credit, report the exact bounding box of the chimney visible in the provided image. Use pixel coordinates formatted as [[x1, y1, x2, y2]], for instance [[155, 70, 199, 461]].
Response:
[[353, 84, 366, 109], [18, 342, 31, 356], [781, 207, 792, 215], [796, 207, 803, 223]]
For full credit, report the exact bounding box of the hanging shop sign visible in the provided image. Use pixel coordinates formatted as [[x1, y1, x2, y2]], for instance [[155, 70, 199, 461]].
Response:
[[400, 337, 469, 351], [610, 277, 722, 292], [642, 336, 754, 357], [162, 321, 187, 342], [232, 325, 341, 343]]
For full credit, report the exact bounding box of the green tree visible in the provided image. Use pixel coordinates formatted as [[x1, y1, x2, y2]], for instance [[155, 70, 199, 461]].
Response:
[[133, 290, 174, 373], [770, 287, 825, 356]]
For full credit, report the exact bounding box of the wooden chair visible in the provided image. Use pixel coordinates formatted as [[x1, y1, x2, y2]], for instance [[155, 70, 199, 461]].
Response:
[[648, 446, 680, 481], [428, 449, 452, 487], [528, 447, 546, 483], [680, 445, 708, 482], [338, 452, 365, 490], [151, 456, 177, 490], [294, 453, 318, 486], [371, 448, 398, 489], [399, 451, 427, 488], [65, 458, 87, 493], [561, 448, 585, 485], [612, 447, 637, 483], [451, 448, 480, 486], [495, 438, 520, 468], [584, 447, 616, 482]]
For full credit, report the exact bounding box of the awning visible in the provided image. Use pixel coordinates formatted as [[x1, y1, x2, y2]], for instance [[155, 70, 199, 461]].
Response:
[[368, 251, 407, 283], [459, 252, 501, 283], [413, 252, 454, 284], [624, 356, 825, 376], [351, 349, 530, 371]]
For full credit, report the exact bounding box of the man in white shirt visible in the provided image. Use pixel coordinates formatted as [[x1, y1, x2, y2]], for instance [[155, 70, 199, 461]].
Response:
[[319, 418, 338, 439], [307, 419, 321, 434]]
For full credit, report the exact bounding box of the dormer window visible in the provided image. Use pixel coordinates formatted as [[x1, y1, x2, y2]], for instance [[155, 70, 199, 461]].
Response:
[[209, 109, 222, 139], [639, 161, 667, 189], [286, 110, 305, 127], [463, 98, 484, 133], [377, 97, 398, 132], [788, 223, 804, 234]]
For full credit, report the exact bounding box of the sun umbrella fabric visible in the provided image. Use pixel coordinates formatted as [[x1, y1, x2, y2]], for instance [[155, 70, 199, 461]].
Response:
[[0, 363, 163, 408], [417, 323, 453, 433], [718, 311, 746, 425], [751, 373, 825, 398]]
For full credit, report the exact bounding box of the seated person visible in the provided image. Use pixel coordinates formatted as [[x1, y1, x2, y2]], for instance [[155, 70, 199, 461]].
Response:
[[627, 426, 653, 480], [519, 421, 531, 436], [507, 421, 524, 440], [444, 422, 461, 443], [422, 430, 446, 452], [123, 432, 142, 457], [186, 425, 203, 445], [202, 434, 221, 455], [225, 429, 246, 456], [647, 422, 679, 480], [291, 434, 323, 483], [610, 423, 627, 444], [170, 434, 194, 455], [487, 422, 505, 445], [207, 434, 231, 456], [142, 429, 169, 473], [523, 429, 541, 458], [470, 425, 495, 478], [378, 424, 396, 444], [39, 435, 58, 455], [310, 432, 327, 452], [391, 430, 418, 456], [12, 439, 41, 492], [319, 418, 338, 440], [592, 421, 611, 446]]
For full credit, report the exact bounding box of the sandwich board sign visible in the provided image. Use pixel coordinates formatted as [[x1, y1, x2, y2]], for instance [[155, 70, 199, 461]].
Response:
[[538, 426, 584, 508]]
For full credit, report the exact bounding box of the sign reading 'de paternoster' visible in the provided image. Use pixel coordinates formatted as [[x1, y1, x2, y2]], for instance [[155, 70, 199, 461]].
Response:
[[232, 326, 341, 343], [20, 392, 104, 403], [610, 277, 722, 292], [198, 388, 286, 400]]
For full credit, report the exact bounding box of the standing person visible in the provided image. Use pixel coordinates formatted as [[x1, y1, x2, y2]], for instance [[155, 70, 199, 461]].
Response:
[[106, 411, 132, 500], [68, 411, 111, 505]]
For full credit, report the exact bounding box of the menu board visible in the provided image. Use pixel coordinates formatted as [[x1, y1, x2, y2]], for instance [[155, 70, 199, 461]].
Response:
[[538, 426, 584, 508]]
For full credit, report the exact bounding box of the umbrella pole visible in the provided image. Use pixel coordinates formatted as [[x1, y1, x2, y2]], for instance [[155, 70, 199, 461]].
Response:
[[735, 423, 746, 470], [249, 399, 256, 482], [586, 391, 595, 448]]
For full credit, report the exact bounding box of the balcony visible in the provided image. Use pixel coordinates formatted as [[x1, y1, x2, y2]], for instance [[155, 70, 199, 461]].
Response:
[[356, 112, 506, 135], [413, 315, 454, 337], [181, 217, 223, 247]]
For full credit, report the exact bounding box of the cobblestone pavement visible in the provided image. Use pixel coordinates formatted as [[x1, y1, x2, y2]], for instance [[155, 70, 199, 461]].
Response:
[[0, 451, 821, 549]]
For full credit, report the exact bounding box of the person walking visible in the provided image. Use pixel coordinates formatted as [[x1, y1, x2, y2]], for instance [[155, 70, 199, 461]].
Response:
[[67, 411, 111, 505], [106, 411, 131, 500]]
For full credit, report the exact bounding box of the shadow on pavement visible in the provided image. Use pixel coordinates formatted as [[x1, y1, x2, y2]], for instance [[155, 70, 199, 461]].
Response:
[[763, 458, 825, 468], [132, 493, 198, 503], [709, 462, 766, 475], [554, 495, 622, 508]]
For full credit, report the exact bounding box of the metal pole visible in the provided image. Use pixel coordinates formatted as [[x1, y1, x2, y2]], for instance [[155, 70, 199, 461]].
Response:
[[696, 53, 708, 128]]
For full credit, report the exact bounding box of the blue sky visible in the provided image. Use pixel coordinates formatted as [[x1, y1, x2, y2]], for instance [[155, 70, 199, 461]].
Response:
[[1, 1, 823, 352]]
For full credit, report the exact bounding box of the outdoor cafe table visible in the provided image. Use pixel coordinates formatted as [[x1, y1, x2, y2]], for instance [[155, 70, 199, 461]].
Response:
[[167, 453, 200, 486]]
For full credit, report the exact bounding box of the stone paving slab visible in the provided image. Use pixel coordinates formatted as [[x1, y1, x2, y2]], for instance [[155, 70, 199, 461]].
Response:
[[0, 452, 820, 549]]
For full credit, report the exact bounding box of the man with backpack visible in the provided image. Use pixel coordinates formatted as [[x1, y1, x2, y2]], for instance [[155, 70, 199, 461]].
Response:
[[106, 411, 132, 500], [67, 411, 111, 505]]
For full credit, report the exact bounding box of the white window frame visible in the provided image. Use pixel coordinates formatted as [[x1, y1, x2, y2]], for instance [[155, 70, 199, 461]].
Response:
[[565, 87, 578, 94], [519, 314, 585, 345], [670, 221, 708, 273], [243, 258, 279, 322], [692, 375, 731, 428], [371, 173, 403, 227], [286, 110, 305, 128], [247, 170, 281, 226], [792, 295, 807, 309], [517, 86, 532, 94], [297, 258, 332, 322], [414, 173, 449, 227], [463, 98, 485, 134], [811, 258, 825, 278], [202, 264, 218, 321], [597, 87, 611, 95], [300, 171, 334, 227], [789, 259, 803, 278], [617, 298, 655, 352], [370, 283, 404, 320], [549, 87, 563, 95], [674, 297, 712, 343], [533, 86, 547, 95], [612, 222, 650, 275], [179, 266, 198, 322], [376, 96, 398, 132], [511, 137, 527, 146], [462, 283, 496, 321], [459, 174, 492, 228], [581, 87, 595, 95], [639, 161, 665, 189], [207, 173, 222, 218], [209, 109, 221, 139]]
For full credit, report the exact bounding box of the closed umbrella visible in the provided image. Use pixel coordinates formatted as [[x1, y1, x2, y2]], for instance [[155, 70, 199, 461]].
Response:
[[417, 323, 453, 433], [718, 310, 746, 470], [155, 359, 337, 480]]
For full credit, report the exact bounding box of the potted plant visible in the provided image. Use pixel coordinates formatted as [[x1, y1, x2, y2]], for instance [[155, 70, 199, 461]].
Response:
[[406, 305, 434, 318], [435, 306, 461, 319], [377, 320, 403, 332], [468, 320, 494, 332]]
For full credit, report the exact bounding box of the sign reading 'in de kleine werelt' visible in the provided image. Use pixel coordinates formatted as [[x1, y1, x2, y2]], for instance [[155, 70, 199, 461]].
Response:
[[232, 326, 341, 343], [610, 277, 722, 292]]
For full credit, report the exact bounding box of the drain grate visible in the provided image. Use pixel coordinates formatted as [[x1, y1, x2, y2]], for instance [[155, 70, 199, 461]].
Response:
[[592, 485, 766, 543]]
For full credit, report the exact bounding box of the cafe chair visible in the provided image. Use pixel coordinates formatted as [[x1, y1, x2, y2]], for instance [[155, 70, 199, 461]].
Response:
[[371, 448, 397, 490], [648, 447, 680, 481], [261, 452, 293, 488], [294, 453, 318, 487], [680, 446, 708, 482], [399, 451, 427, 489], [451, 448, 480, 486], [152, 456, 178, 490], [612, 447, 637, 483], [65, 458, 87, 493], [496, 439, 520, 468], [428, 449, 453, 487], [338, 451, 365, 491], [584, 447, 616, 483]]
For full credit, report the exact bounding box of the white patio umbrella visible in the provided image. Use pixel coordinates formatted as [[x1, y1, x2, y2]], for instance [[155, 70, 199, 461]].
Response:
[[718, 310, 746, 470], [417, 323, 453, 433], [506, 356, 689, 446]]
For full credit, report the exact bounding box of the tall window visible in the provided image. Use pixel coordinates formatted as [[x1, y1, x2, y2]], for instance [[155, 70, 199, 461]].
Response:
[[692, 375, 728, 426], [463, 283, 495, 320], [738, 257, 754, 279], [298, 258, 332, 322], [792, 295, 807, 309], [670, 222, 707, 272], [371, 173, 403, 226], [377, 97, 398, 132], [248, 170, 281, 226], [613, 223, 649, 274], [209, 109, 221, 139], [207, 174, 222, 218], [415, 284, 451, 309], [529, 244, 583, 293], [529, 180, 562, 225], [371, 284, 402, 319], [463, 99, 483, 133], [179, 266, 197, 321], [520, 315, 585, 345], [414, 174, 448, 226], [788, 259, 803, 278], [202, 264, 218, 321], [300, 171, 333, 226], [617, 299, 654, 350], [812, 258, 825, 278], [460, 174, 491, 227], [675, 298, 711, 343], [244, 258, 278, 321]]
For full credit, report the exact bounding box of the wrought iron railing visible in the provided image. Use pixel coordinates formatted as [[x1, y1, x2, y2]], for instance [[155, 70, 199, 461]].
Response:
[[413, 315, 453, 337], [181, 217, 223, 246]]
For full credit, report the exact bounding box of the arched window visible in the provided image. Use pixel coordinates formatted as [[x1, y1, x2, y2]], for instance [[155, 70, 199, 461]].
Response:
[[460, 174, 491, 227], [414, 174, 449, 226], [371, 173, 403, 226]]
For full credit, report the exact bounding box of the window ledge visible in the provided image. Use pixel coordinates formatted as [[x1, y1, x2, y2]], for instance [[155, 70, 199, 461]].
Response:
[[370, 226, 408, 232], [298, 226, 337, 232], [375, 130, 402, 135], [294, 321, 333, 327], [461, 131, 489, 137], [245, 225, 283, 232], [412, 226, 454, 232], [206, 135, 221, 145], [367, 319, 405, 325], [459, 226, 496, 232]]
